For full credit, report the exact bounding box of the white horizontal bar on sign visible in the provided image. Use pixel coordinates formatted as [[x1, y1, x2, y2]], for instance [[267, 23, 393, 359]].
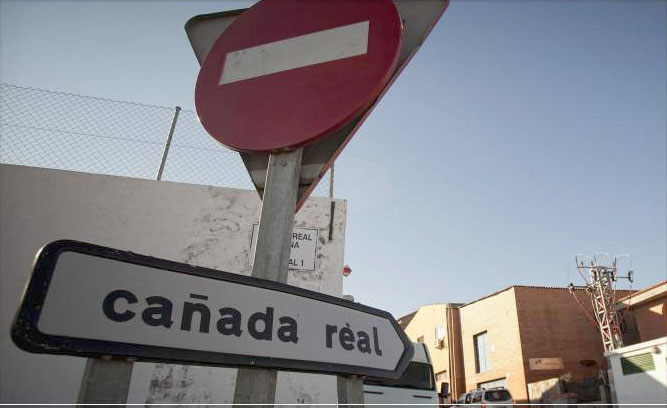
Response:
[[220, 20, 370, 85]]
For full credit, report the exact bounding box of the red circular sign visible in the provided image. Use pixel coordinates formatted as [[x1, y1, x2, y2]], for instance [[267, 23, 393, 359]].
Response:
[[195, 0, 402, 153]]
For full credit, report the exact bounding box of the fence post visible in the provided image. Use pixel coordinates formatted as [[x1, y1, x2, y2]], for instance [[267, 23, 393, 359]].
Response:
[[156, 106, 181, 181], [329, 163, 335, 198]]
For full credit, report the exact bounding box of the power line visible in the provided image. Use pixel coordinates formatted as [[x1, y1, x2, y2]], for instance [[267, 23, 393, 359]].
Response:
[[569, 255, 634, 352]]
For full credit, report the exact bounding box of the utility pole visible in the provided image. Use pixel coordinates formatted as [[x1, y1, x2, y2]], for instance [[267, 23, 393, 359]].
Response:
[[569, 255, 634, 352]]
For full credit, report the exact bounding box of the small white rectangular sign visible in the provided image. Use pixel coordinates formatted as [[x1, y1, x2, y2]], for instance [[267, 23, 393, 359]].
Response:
[[249, 225, 318, 271]]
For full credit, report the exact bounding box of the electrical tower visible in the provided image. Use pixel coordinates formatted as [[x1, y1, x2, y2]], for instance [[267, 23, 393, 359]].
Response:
[[568, 255, 634, 352]]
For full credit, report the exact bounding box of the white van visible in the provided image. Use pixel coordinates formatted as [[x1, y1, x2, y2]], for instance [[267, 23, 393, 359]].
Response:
[[362, 342, 438, 404]]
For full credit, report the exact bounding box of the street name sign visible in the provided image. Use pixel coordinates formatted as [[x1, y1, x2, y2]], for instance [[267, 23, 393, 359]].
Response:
[[12, 240, 413, 378], [249, 225, 319, 271], [195, 0, 402, 153], [186, 0, 450, 211]]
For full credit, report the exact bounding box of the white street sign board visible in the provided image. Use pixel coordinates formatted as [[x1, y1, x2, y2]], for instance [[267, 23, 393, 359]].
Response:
[[249, 225, 318, 271], [12, 241, 413, 378]]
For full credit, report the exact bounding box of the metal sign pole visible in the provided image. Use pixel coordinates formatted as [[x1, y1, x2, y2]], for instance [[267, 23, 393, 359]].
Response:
[[224, 143, 349, 404], [233, 148, 303, 405], [231, 149, 363, 406]]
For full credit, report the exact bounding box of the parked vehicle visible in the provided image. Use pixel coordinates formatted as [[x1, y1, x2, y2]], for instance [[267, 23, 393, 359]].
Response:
[[464, 387, 514, 407], [452, 392, 468, 407], [363, 342, 439, 404]]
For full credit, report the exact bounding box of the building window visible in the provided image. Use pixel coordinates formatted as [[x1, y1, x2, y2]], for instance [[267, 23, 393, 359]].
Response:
[[474, 331, 491, 373], [435, 370, 448, 382], [435, 325, 446, 348], [417, 335, 424, 343], [621, 353, 655, 375]]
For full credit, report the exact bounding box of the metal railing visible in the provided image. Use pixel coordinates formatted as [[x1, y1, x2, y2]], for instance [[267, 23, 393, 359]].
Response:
[[0, 83, 331, 196]]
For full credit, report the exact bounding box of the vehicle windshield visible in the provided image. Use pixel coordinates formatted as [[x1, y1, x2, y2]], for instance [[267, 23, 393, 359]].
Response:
[[484, 389, 512, 402], [364, 362, 435, 391]]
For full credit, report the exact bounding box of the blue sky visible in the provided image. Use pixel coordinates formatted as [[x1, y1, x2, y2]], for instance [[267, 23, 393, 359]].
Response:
[[1, 0, 665, 318]]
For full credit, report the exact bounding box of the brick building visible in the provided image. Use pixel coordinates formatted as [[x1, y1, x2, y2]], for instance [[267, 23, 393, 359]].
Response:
[[618, 281, 666, 345], [399, 285, 642, 404], [459, 286, 615, 402], [397, 304, 465, 402]]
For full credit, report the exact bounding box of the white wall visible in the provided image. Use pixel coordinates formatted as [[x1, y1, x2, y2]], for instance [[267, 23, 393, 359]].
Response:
[[606, 337, 667, 404], [0, 164, 346, 404]]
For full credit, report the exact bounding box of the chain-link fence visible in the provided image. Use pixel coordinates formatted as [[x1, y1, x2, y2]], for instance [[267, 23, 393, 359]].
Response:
[[0, 83, 330, 196]]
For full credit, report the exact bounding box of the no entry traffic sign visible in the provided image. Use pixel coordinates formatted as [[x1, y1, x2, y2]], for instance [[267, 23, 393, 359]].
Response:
[[195, 0, 402, 153], [187, 1, 450, 211], [12, 241, 413, 378]]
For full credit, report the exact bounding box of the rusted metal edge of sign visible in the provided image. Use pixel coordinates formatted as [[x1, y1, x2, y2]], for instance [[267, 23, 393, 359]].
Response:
[[11, 240, 413, 378]]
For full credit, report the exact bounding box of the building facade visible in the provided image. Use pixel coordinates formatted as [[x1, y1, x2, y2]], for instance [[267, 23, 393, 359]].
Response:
[[399, 285, 642, 403], [618, 281, 666, 345], [1, 165, 348, 404], [608, 281, 667, 404], [459, 287, 526, 399], [605, 337, 667, 404], [397, 303, 465, 402], [460, 286, 617, 402]]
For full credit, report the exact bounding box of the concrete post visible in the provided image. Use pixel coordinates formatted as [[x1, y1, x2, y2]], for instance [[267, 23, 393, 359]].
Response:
[[77, 357, 133, 407], [337, 376, 364, 407]]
